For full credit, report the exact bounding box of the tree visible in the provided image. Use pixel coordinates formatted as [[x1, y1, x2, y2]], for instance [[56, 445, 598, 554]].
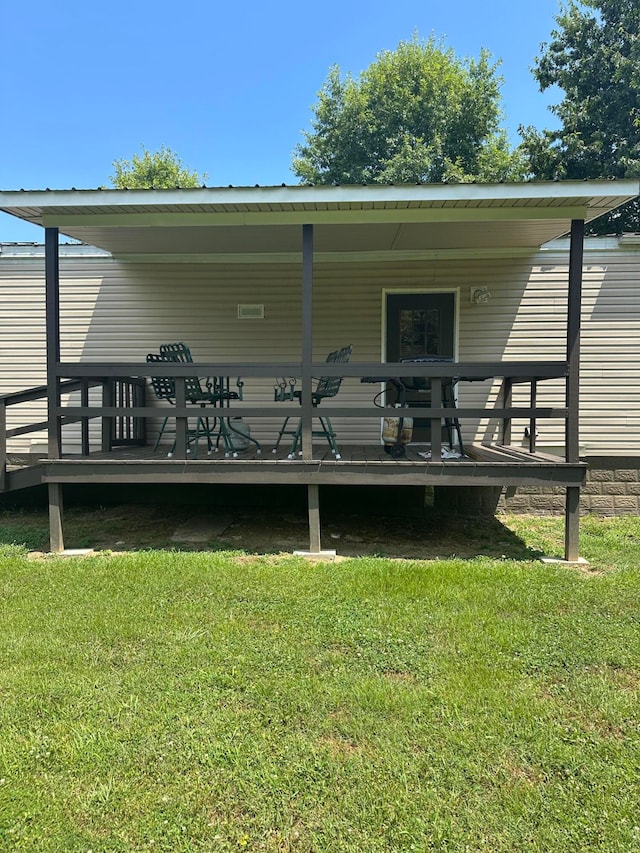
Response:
[[520, 0, 640, 232], [110, 145, 207, 189], [292, 35, 525, 185]]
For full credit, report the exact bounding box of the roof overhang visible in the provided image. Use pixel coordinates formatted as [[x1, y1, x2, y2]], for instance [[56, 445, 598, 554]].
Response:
[[0, 181, 638, 261]]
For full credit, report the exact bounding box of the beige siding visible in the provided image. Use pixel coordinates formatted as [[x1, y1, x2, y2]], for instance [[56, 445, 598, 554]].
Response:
[[1, 239, 639, 456]]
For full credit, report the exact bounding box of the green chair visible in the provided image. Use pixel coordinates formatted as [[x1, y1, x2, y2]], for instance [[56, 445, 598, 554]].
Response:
[[149, 344, 261, 457], [146, 351, 211, 458], [273, 345, 352, 459]]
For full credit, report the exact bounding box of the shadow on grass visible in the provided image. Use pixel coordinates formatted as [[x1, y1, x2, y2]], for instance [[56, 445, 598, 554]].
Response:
[[0, 503, 544, 562]]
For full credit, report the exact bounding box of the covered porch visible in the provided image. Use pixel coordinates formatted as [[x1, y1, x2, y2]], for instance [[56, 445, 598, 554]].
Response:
[[1, 180, 638, 558]]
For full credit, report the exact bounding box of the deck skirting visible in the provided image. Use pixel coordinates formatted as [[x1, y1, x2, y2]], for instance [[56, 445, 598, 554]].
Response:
[[20, 443, 585, 489]]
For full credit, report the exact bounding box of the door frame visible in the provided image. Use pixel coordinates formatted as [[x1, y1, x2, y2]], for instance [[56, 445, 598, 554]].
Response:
[[381, 288, 460, 364], [380, 288, 461, 445]]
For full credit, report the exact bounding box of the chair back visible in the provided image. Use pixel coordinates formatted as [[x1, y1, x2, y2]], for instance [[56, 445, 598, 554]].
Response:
[[314, 345, 352, 401], [146, 352, 176, 401], [155, 344, 205, 400], [159, 342, 193, 363]]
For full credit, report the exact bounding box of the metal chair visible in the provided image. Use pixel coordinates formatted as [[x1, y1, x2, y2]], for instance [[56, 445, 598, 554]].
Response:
[[273, 345, 352, 459], [146, 352, 210, 458], [149, 344, 261, 457]]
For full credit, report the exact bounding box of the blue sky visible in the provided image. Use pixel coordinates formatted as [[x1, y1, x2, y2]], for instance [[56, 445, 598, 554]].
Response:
[[0, 0, 563, 242]]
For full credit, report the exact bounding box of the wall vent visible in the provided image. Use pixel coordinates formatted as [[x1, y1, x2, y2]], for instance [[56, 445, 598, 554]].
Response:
[[237, 304, 265, 319]]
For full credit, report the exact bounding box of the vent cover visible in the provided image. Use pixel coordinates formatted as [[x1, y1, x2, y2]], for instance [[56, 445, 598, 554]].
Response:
[[237, 304, 265, 319]]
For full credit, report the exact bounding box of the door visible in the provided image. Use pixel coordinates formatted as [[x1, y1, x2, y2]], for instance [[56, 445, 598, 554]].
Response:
[[385, 292, 456, 442]]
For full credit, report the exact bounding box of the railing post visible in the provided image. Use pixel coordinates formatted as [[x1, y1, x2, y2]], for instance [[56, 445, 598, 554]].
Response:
[[500, 378, 512, 446], [175, 378, 187, 459], [81, 381, 90, 456], [430, 377, 442, 460], [101, 379, 114, 452], [529, 380, 537, 453], [0, 398, 6, 492]]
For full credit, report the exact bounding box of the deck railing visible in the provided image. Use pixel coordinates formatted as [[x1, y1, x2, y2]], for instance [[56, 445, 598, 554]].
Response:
[[48, 360, 570, 462], [1, 361, 572, 484], [0, 377, 145, 490]]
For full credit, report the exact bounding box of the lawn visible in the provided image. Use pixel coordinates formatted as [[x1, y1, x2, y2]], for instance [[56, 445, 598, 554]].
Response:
[[0, 512, 639, 851]]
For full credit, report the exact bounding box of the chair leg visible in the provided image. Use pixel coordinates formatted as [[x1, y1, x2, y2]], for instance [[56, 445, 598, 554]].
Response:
[[153, 416, 170, 452], [319, 416, 341, 458], [273, 416, 291, 453], [217, 419, 237, 457], [288, 419, 302, 459]]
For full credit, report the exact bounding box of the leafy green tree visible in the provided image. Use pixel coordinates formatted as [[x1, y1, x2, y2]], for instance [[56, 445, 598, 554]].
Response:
[[110, 145, 207, 189], [520, 0, 640, 232], [292, 35, 525, 185]]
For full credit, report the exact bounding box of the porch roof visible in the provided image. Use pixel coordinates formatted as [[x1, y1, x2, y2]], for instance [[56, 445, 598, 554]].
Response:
[[0, 180, 638, 259]]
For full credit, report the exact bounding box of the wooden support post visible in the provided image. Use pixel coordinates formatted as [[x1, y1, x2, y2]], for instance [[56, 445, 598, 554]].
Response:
[[0, 398, 6, 492], [48, 483, 64, 553], [175, 378, 187, 459], [565, 219, 584, 561], [308, 483, 321, 553], [430, 377, 442, 460], [45, 229, 63, 553], [500, 378, 512, 446], [529, 381, 537, 454], [565, 486, 580, 562], [81, 381, 90, 456], [45, 227, 61, 459], [301, 224, 314, 461], [566, 219, 584, 463], [101, 379, 114, 452]]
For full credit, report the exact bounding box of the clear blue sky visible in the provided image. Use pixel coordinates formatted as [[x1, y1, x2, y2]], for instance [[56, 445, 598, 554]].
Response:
[[0, 0, 563, 242]]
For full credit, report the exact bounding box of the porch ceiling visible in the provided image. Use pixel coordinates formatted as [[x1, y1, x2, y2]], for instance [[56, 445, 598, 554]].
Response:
[[1, 181, 638, 257]]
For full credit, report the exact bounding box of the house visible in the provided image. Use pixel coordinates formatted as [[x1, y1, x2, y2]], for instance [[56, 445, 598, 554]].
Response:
[[1, 180, 639, 559]]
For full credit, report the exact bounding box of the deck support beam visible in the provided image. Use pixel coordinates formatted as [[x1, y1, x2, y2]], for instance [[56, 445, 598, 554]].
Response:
[[564, 486, 580, 563], [564, 219, 584, 562], [48, 483, 64, 552], [294, 483, 336, 560], [308, 483, 321, 552]]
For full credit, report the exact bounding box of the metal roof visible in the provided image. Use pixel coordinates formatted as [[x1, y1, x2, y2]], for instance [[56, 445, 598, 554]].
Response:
[[0, 181, 638, 258]]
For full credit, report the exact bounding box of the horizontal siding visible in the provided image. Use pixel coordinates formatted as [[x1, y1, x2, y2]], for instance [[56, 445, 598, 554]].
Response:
[[1, 243, 639, 456]]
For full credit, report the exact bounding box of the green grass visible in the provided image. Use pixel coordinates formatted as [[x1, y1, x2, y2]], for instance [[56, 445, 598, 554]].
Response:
[[0, 516, 639, 851]]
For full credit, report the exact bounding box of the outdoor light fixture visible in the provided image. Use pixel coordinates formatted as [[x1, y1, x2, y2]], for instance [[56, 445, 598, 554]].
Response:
[[470, 287, 491, 304]]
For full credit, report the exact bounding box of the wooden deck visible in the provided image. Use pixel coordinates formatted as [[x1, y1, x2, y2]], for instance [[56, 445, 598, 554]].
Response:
[[4, 442, 586, 492]]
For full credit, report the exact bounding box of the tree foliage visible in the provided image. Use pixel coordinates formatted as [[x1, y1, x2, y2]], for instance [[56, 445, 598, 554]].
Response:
[[520, 0, 640, 232], [292, 36, 525, 185], [110, 145, 207, 189]]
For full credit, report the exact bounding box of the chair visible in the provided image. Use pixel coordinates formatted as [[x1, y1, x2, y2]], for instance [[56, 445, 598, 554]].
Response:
[[273, 345, 352, 459], [147, 345, 261, 457]]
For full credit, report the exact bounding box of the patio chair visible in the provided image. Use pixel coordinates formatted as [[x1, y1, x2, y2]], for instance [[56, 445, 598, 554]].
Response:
[[149, 344, 261, 457], [273, 344, 352, 459], [147, 351, 210, 458]]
